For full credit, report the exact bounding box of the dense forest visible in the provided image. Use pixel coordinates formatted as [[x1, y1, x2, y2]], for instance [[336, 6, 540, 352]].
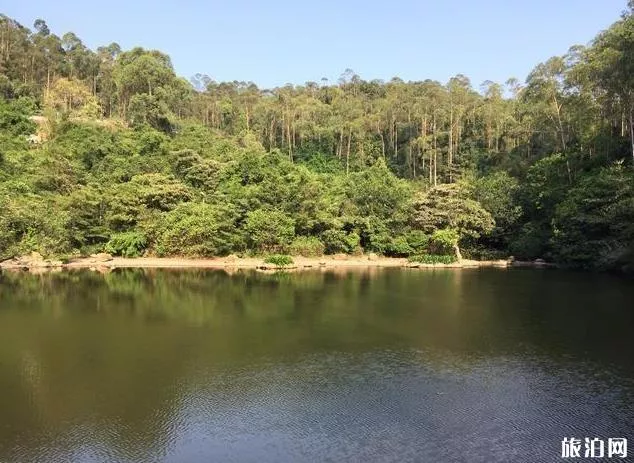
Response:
[[1, 4, 634, 271]]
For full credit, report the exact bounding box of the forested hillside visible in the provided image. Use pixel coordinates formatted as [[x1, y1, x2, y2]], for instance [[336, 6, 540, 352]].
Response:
[[1, 5, 634, 271]]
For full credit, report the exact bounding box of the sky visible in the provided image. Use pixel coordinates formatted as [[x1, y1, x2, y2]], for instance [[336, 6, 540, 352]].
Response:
[[2, 0, 627, 90]]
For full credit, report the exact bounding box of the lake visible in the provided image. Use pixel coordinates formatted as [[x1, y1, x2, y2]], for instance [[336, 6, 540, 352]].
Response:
[[0, 267, 633, 462]]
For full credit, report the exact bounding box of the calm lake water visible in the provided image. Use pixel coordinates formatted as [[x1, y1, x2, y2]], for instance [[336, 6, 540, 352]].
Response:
[[0, 267, 633, 462]]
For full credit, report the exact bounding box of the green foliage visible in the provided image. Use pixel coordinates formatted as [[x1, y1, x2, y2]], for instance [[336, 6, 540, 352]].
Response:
[[408, 254, 458, 264], [321, 230, 361, 254], [263, 254, 294, 266], [128, 173, 192, 211], [297, 151, 343, 174], [112, 48, 181, 132], [53, 123, 117, 169], [171, 149, 222, 191], [412, 184, 494, 241], [378, 230, 430, 257], [135, 126, 169, 157], [550, 164, 634, 270], [386, 236, 413, 257], [289, 236, 325, 257], [1, 11, 634, 272], [151, 202, 239, 257], [64, 186, 109, 249], [404, 230, 430, 254], [0, 193, 71, 259], [429, 229, 459, 256], [510, 223, 551, 260], [105, 231, 147, 257], [472, 171, 522, 229], [521, 154, 570, 219], [345, 158, 412, 220], [358, 216, 393, 255], [0, 97, 36, 136], [128, 94, 174, 132], [245, 209, 295, 253]]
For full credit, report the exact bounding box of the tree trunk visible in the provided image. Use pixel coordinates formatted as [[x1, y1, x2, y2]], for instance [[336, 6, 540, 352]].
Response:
[[411, 142, 415, 178], [448, 106, 453, 183], [433, 114, 438, 186], [630, 104, 634, 165], [419, 116, 426, 180], [454, 243, 462, 261], [378, 129, 385, 158], [269, 118, 275, 150], [392, 117, 397, 155], [553, 94, 566, 151], [346, 128, 352, 175], [287, 120, 293, 161]]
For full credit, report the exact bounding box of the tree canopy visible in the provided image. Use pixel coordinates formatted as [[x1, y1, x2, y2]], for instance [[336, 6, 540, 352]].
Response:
[[1, 8, 634, 271]]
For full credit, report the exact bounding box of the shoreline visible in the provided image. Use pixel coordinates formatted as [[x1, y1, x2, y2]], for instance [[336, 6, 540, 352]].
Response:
[[0, 255, 555, 272]]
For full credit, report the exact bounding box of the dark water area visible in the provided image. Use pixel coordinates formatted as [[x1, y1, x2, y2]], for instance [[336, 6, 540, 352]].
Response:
[[0, 267, 632, 462]]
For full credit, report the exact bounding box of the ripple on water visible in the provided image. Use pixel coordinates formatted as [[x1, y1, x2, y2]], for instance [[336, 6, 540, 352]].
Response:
[[2, 268, 633, 463], [141, 348, 634, 463]]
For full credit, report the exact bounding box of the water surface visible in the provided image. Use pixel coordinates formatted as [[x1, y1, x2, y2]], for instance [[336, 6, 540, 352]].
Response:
[[0, 268, 633, 462]]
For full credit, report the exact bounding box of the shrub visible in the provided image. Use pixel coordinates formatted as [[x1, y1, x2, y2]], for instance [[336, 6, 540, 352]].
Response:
[[0, 193, 72, 259], [359, 217, 392, 254], [152, 202, 238, 256], [105, 231, 147, 257], [0, 97, 36, 136], [245, 209, 295, 252], [408, 254, 458, 264], [461, 243, 508, 261], [321, 229, 360, 254], [368, 229, 429, 257], [509, 222, 550, 260], [405, 230, 430, 254], [385, 235, 413, 257], [128, 173, 192, 211], [289, 236, 325, 257], [429, 229, 459, 255], [263, 254, 294, 266]]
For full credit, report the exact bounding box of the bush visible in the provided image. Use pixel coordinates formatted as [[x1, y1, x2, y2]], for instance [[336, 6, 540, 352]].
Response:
[[405, 230, 430, 254], [321, 229, 360, 254], [509, 222, 550, 260], [385, 236, 413, 257], [461, 244, 508, 261], [429, 229, 459, 255], [0, 193, 71, 259], [128, 173, 192, 211], [152, 202, 238, 256], [245, 209, 295, 252], [0, 97, 36, 136], [105, 231, 147, 257], [408, 254, 458, 264], [289, 236, 325, 257], [263, 254, 294, 266], [380, 230, 430, 257]]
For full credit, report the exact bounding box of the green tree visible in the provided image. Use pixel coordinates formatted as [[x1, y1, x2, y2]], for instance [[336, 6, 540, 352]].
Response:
[[411, 183, 494, 253]]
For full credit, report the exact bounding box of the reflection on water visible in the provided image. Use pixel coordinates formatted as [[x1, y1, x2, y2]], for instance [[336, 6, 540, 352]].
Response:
[[0, 268, 633, 462]]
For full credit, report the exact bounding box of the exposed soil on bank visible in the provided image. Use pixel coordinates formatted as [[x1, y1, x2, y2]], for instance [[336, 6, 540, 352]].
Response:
[[1, 253, 554, 272]]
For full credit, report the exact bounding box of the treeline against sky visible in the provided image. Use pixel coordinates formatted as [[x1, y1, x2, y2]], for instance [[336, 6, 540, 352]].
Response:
[[0, 4, 633, 270]]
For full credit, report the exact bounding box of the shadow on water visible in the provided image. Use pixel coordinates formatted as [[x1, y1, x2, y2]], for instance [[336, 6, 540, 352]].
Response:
[[0, 267, 633, 462]]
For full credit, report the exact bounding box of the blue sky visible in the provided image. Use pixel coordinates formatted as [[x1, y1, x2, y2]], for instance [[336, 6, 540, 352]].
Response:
[[3, 0, 627, 89]]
